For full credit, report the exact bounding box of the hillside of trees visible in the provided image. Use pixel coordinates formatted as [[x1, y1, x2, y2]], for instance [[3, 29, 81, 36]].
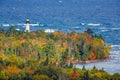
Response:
[[0, 26, 118, 80]]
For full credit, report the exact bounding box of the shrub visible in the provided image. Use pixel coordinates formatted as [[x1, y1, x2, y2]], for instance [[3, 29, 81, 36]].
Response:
[[33, 74, 50, 80]]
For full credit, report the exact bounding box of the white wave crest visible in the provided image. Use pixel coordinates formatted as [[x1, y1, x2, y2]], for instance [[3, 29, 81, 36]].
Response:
[[74, 26, 81, 29], [81, 23, 85, 25], [17, 23, 39, 26], [17, 23, 25, 26], [30, 23, 39, 26], [99, 28, 108, 30], [2, 24, 10, 27], [111, 28, 120, 30], [16, 28, 20, 31], [111, 45, 120, 47], [88, 23, 101, 26], [39, 24, 44, 26], [101, 30, 109, 32]]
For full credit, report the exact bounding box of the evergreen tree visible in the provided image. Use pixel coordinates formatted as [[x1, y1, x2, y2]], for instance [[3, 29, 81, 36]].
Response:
[[82, 65, 86, 70]]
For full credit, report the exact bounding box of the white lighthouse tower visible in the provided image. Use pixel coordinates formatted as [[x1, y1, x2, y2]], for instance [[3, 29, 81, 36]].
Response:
[[25, 18, 30, 32]]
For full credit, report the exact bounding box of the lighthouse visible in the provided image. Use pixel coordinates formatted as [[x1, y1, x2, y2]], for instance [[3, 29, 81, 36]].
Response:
[[25, 18, 30, 32]]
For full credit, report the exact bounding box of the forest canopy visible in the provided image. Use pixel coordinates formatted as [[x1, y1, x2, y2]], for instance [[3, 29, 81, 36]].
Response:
[[0, 26, 114, 80]]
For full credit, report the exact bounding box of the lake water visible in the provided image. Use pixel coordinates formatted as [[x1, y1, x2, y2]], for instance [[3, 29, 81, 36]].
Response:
[[0, 0, 120, 73]]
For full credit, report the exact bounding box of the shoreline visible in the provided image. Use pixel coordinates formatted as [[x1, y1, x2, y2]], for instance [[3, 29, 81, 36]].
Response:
[[70, 58, 109, 64]]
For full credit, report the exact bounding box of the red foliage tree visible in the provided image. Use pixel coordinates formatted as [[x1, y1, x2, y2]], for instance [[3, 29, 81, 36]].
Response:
[[70, 71, 79, 78]]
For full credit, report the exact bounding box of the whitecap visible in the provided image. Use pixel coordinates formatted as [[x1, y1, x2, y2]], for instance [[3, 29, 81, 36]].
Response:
[[22, 26, 26, 27], [11, 24, 15, 26], [101, 30, 109, 32], [18, 23, 39, 26], [39, 24, 44, 26], [81, 23, 85, 25], [111, 28, 120, 30], [30, 23, 39, 26], [74, 26, 81, 29], [2, 24, 10, 27], [16, 28, 20, 31], [111, 45, 120, 47], [88, 23, 101, 26], [99, 28, 108, 30], [17, 23, 25, 26]]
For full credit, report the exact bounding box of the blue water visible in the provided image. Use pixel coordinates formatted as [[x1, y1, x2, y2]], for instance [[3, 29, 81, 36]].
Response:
[[0, 0, 120, 73]]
